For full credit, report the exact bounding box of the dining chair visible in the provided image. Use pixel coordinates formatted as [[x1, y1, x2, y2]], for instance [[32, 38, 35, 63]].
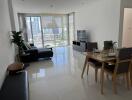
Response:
[[103, 40, 115, 75], [102, 48, 132, 94], [86, 42, 102, 82], [103, 41, 113, 50]]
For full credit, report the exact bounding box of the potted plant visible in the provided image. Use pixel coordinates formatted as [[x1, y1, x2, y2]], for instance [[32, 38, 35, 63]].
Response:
[[11, 31, 24, 56]]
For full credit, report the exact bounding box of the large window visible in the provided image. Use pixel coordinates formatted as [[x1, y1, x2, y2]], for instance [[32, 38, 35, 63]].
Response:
[[25, 14, 70, 48], [26, 17, 42, 48]]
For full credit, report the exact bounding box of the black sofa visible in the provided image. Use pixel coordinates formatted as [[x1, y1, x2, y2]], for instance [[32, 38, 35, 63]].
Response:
[[0, 71, 29, 100], [20, 43, 53, 62]]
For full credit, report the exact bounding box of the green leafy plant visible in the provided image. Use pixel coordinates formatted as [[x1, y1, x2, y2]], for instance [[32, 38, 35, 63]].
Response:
[[11, 31, 24, 54]]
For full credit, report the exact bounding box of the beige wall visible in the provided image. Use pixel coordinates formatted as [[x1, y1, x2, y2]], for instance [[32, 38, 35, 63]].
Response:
[[0, 0, 14, 88], [119, 0, 132, 47], [122, 8, 132, 47]]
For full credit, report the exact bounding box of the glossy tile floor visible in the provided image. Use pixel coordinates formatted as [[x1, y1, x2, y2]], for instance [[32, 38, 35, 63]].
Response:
[[27, 46, 132, 100]]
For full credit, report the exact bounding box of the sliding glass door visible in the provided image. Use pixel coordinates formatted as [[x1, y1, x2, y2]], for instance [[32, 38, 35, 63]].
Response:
[[41, 15, 68, 47], [25, 15, 69, 48], [25, 16, 43, 48]]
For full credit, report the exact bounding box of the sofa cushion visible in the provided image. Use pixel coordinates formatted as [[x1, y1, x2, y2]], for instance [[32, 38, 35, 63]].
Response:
[[38, 48, 52, 53]]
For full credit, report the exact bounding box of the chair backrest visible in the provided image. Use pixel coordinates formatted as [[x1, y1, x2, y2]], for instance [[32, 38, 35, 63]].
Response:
[[118, 48, 132, 60], [87, 42, 98, 52], [115, 48, 132, 74], [104, 41, 113, 50]]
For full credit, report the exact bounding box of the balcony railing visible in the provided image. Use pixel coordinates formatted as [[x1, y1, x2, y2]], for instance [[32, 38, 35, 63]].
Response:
[[30, 33, 68, 48]]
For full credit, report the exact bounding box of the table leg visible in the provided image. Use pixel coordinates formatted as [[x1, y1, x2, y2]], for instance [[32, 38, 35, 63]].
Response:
[[81, 56, 88, 79], [101, 62, 104, 94]]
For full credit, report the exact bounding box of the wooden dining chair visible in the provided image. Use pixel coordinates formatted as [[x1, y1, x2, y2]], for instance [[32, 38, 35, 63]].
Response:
[[102, 48, 132, 94], [103, 41, 113, 50], [86, 42, 102, 82], [103, 41, 115, 79]]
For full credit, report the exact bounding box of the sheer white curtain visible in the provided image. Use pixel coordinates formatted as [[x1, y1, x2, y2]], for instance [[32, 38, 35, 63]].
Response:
[[68, 12, 75, 45], [41, 15, 69, 47], [18, 13, 28, 42]]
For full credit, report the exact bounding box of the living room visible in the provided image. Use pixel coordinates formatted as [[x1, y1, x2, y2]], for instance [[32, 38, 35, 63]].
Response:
[[1, 0, 132, 100]]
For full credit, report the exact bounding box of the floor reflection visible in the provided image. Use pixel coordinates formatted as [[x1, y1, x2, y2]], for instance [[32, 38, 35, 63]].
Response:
[[28, 46, 132, 100], [32, 69, 46, 79], [28, 46, 84, 81]]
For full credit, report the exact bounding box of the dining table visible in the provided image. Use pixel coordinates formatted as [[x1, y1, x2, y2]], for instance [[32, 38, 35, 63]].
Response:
[[81, 51, 129, 94]]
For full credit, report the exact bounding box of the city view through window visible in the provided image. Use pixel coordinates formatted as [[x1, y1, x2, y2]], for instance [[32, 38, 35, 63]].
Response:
[[25, 15, 70, 48]]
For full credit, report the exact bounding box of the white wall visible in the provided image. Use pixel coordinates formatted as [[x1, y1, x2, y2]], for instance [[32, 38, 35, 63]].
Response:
[[0, 0, 14, 88], [122, 8, 132, 47], [12, 0, 89, 31], [8, 0, 16, 31], [12, 0, 122, 49], [12, 0, 89, 14], [75, 0, 121, 49]]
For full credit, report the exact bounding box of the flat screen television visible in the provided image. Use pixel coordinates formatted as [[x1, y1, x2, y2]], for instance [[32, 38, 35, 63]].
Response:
[[77, 30, 89, 42]]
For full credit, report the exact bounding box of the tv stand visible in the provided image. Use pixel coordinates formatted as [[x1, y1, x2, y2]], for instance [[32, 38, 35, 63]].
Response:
[[72, 41, 87, 52]]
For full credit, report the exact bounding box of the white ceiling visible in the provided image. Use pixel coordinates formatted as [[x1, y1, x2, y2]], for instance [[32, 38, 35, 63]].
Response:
[[13, 0, 96, 13], [18, 0, 90, 6]]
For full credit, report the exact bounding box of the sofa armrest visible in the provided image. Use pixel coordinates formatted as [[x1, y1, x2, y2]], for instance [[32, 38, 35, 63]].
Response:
[[29, 43, 37, 49]]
